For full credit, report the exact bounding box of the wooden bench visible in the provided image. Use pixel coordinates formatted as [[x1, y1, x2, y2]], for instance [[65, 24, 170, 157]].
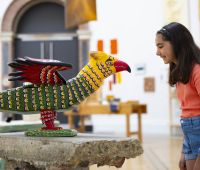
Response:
[[64, 102, 147, 142]]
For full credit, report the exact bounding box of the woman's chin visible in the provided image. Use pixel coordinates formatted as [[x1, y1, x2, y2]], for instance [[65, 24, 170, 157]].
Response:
[[163, 60, 169, 64]]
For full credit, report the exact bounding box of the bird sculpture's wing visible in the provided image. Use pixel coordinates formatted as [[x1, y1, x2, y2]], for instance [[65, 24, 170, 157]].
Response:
[[8, 57, 72, 85]]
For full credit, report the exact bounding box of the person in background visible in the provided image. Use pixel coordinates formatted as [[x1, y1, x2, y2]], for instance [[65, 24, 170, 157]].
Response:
[[155, 22, 200, 170]]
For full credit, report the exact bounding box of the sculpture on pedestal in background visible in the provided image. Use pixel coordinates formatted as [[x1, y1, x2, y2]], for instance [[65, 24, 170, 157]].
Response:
[[0, 51, 131, 136]]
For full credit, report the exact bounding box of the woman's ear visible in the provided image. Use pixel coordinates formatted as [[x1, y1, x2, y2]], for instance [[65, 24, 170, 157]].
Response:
[[89, 51, 99, 60]]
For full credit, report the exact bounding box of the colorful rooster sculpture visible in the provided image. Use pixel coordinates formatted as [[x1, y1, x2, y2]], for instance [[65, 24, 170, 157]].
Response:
[[1, 51, 131, 136]]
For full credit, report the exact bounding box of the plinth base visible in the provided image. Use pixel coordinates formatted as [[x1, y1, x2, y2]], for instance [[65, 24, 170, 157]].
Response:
[[25, 129, 77, 137], [0, 133, 143, 169], [4, 159, 88, 170]]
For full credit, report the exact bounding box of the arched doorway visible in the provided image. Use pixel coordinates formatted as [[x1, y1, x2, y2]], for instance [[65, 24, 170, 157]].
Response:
[[1, 0, 90, 123], [15, 2, 79, 123]]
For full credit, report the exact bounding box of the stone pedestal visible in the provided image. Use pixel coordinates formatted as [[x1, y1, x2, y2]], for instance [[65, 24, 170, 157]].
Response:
[[0, 132, 143, 170]]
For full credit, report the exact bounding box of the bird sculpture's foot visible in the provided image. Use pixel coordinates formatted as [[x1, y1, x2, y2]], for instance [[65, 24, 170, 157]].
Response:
[[25, 110, 78, 137], [25, 129, 77, 137]]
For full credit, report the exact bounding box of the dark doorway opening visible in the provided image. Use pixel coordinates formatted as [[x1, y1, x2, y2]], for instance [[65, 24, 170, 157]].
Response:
[[13, 2, 79, 123]]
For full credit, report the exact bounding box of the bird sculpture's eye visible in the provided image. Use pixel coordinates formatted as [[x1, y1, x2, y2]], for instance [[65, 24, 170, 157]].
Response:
[[105, 61, 113, 66]]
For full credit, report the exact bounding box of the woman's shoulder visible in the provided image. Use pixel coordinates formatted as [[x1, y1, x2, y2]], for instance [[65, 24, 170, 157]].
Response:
[[192, 63, 200, 77], [193, 63, 200, 71]]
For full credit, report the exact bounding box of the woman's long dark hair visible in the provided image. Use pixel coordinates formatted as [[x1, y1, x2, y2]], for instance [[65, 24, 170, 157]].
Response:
[[157, 22, 200, 86]]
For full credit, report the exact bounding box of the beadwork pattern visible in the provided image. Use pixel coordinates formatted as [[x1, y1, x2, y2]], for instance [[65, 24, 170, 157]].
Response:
[[0, 75, 94, 113]]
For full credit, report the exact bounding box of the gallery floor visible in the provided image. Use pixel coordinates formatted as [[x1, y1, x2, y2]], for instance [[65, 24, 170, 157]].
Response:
[[90, 134, 182, 170]]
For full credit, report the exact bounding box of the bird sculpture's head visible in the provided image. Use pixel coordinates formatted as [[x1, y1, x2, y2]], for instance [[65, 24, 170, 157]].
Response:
[[88, 51, 131, 74], [78, 51, 131, 90]]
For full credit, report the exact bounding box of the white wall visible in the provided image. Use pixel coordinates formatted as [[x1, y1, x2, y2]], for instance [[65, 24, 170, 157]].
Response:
[[188, 0, 200, 46], [0, 0, 199, 135], [89, 0, 170, 134]]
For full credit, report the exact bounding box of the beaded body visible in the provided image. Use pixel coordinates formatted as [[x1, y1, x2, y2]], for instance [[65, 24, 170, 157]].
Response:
[[3, 51, 131, 132], [0, 75, 94, 114]]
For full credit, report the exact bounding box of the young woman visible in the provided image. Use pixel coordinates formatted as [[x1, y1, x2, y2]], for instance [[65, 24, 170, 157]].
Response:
[[155, 22, 200, 170]]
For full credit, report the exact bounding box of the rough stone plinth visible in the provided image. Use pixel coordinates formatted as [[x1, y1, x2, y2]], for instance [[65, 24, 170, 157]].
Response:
[[0, 132, 143, 170]]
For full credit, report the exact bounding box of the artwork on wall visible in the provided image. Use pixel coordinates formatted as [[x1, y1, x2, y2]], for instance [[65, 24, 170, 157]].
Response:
[[97, 40, 104, 51], [97, 39, 123, 92], [134, 63, 146, 75], [65, 0, 97, 28], [164, 0, 189, 26], [144, 77, 155, 92]]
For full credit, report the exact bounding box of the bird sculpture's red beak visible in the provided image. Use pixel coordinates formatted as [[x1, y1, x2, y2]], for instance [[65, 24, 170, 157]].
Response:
[[114, 60, 131, 73]]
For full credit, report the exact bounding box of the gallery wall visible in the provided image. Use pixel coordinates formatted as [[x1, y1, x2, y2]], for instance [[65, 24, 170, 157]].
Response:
[[89, 0, 200, 134], [0, 0, 200, 134]]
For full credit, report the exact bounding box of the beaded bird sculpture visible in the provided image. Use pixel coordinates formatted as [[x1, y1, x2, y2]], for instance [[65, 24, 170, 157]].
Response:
[[1, 51, 131, 136]]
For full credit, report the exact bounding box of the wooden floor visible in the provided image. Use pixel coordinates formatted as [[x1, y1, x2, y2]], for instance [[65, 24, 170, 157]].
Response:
[[90, 134, 182, 170]]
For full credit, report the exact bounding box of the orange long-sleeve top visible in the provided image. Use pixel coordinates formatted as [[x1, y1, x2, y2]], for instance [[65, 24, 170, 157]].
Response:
[[176, 64, 200, 118]]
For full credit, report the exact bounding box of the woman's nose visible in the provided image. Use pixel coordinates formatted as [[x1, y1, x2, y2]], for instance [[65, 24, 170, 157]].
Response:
[[156, 49, 160, 56]]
